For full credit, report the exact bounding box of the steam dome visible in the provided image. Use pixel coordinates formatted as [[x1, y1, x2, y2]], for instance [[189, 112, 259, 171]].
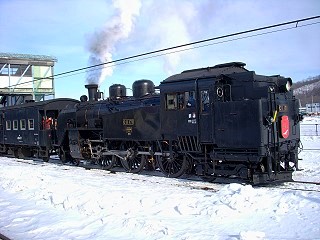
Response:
[[132, 80, 155, 98], [109, 84, 126, 99]]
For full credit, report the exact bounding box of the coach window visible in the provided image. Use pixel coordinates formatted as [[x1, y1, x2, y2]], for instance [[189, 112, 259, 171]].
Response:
[[166, 93, 177, 110], [13, 120, 18, 130], [201, 90, 210, 112], [20, 119, 26, 130], [6, 120, 11, 130], [28, 119, 34, 130]]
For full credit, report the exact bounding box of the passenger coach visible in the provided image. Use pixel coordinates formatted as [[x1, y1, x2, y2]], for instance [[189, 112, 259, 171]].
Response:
[[0, 99, 79, 160]]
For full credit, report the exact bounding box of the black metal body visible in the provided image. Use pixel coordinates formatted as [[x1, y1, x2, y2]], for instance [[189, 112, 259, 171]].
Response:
[[0, 98, 79, 160], [0, 62, 302, 184], [158, 62, 300, 182]]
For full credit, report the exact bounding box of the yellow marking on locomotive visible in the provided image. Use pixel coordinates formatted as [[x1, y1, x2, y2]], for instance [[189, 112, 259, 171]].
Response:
[[272, 110, 278, 123], [126, 127, 133, 135]]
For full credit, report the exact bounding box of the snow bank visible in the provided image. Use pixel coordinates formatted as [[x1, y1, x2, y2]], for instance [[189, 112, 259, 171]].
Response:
[[0, 154, 319, 239], [0, 117, 319, 239]]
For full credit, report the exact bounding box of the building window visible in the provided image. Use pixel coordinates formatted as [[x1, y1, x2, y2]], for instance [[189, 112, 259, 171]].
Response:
[[0, 64, 32, 77], [13, 120, 18, 130], [20, 119, 26, 130], [28, 119, 34, 130], [6, 120, 11, 130], [0, 64, 9, 75]]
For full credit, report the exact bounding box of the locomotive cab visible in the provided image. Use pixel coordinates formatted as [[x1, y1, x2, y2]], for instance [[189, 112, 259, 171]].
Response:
[[158, 62, 302, 183]]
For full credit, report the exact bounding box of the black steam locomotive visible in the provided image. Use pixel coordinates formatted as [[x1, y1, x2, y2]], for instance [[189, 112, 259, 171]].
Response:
[[0, 62, 302, 184]]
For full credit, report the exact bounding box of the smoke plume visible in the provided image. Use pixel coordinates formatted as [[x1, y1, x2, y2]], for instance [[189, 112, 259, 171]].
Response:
[[86, 0, 141, 85], [146, 0, 198, 75]]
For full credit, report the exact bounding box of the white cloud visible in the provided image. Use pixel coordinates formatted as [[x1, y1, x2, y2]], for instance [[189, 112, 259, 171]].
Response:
[[1, 0, 319, 99]]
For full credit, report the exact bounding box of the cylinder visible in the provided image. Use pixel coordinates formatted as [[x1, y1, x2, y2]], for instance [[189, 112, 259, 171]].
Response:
[[85, 84, 98, 101], [109, 84, 126, 99], [132, 80, 155, 98]]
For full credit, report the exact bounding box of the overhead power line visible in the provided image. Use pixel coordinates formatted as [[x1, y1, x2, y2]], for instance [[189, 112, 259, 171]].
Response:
[[8, 15, 320, 88], [58, 20, 319, 80]]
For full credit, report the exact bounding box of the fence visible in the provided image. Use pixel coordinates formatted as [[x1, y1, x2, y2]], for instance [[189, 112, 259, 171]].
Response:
[[300, 124, 319, 136], [300, 123, 320, 151]]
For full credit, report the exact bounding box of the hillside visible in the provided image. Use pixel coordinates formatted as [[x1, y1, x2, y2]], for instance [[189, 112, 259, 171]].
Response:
[[293, 75, 320, 106]]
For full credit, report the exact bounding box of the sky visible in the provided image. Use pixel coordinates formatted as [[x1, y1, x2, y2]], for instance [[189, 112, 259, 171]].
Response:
[[1, 0, 319, 100]]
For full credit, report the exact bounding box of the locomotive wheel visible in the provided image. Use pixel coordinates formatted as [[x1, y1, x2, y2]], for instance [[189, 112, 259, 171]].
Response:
[[58, 148, 78, 165], [71, 159, 80, 166], [13, 148, 21, 158], [99, 155, 117, 170], [185, 157, 195, 175], [120, 141, 146, 173], [21, 147, 33, 158], [201, 173, 216, 182], [158, 154, 188, 178], [201, 160, 216, 182], [38, 149, 50, 162], [12, 148, 19, 158], [58, 150, 68, 164]]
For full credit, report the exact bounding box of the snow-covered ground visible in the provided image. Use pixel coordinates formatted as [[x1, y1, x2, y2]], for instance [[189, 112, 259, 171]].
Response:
[[0, 117, 319, 240]]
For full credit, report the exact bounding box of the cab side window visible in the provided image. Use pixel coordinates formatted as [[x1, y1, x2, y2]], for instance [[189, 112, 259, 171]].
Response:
[[201, 90, 210, 112], [166, 93, 177, 110], [177, 93, 185, 109], [166, 91, 196, 110], [186, 91, 195, 108]]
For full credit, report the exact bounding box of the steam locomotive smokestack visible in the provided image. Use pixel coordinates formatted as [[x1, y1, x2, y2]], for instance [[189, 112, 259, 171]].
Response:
[[85, 84, 98, 101]]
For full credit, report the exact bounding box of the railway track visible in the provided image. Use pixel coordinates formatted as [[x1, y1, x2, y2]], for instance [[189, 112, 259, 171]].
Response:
[[260, 180, 320, 193], [6, 156, 320, 193], [293, 180, 320, 185]]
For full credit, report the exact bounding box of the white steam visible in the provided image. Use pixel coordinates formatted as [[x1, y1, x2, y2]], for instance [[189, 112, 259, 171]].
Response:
[[86, 0, 141, 85], [86, 0, 208, 83], [147, 0, 198, 75]]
